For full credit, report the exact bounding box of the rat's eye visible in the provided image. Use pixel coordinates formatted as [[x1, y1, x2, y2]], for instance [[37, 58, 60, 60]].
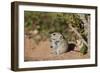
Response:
[[53, 33, 56, 36]]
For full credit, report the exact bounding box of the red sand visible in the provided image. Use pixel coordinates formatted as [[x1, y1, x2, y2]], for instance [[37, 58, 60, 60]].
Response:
[[24, 37, 90, 61]]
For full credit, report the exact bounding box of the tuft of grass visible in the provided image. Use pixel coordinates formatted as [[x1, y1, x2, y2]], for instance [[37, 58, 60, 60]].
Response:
[[80, 44, 88, 55]]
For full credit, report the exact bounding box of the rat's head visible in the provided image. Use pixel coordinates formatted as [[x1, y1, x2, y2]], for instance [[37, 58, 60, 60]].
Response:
[[50, 32, 64, 48], [50, 32, 64, 41]]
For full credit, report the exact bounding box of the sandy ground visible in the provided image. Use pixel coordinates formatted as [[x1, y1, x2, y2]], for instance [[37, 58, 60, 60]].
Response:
[[24, 36, 90, 61]]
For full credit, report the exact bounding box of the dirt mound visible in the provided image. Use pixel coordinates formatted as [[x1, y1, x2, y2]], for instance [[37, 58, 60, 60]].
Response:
[[24, 37, 90, 61]]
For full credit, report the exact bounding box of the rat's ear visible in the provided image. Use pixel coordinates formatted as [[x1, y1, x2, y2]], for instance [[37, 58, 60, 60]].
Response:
[[60, 33, 65, 39], [60, 35, 63, 39]]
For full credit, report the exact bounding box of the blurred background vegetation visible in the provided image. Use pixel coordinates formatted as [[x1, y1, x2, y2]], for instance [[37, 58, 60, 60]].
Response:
[[24, 11, 90, 42], [24, 11, 90, 54]]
